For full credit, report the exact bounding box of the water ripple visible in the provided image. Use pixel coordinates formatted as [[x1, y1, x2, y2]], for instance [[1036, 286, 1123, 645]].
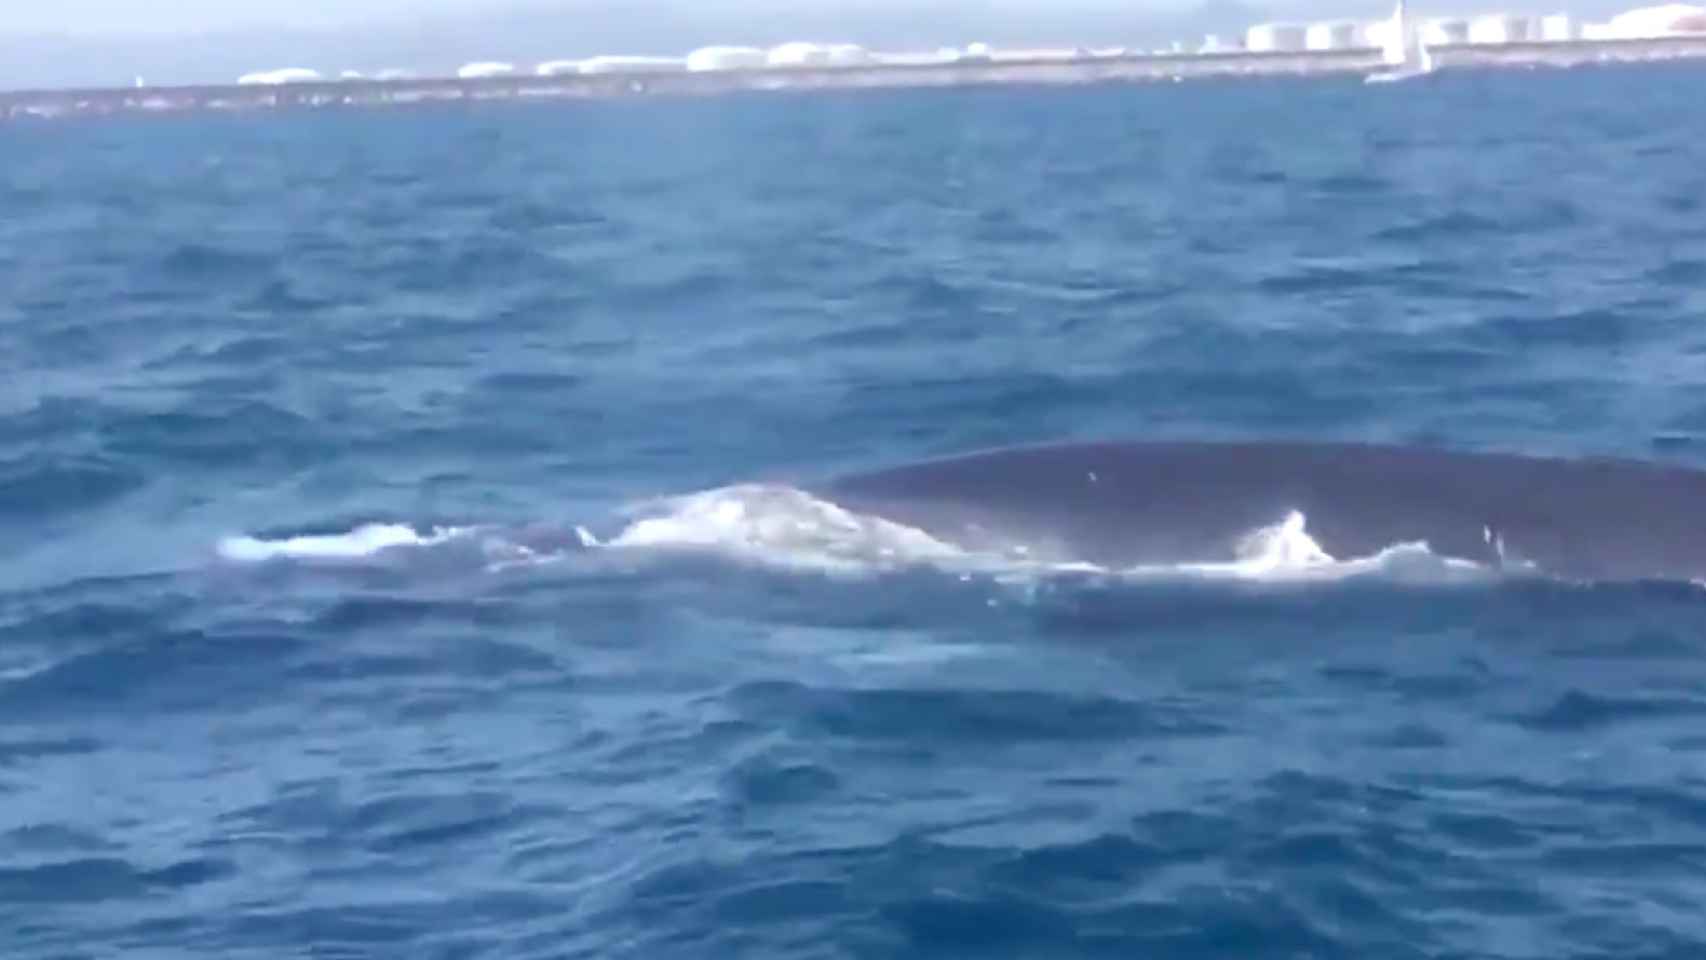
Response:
[[6, 68, 1706, 959]]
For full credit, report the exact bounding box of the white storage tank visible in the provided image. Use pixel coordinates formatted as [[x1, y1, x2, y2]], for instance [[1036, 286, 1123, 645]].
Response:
[[1468, 14, 1532, 43], [1606, 3, 1706, 37], [875, 50, 959, 66], [534, 60, 581, 76], [990, 47, 1078, 62], [457, 61, 515, 78], [1246, 22, 1308, 51], [766, 42, 870, 66], [824, 44, 873, 65], [1305, 20, 1361, 50], [237, 68, 322, 85], [1423, 17, 1471, 43], [685, 45, 767, 71], [578, 56, 686, 74], [767, 42, 833, 66], [1538, 13, 1578, 39]]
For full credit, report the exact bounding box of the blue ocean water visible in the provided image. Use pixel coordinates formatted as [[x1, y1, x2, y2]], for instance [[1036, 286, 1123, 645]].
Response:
[[5, 63, 1706, 958]]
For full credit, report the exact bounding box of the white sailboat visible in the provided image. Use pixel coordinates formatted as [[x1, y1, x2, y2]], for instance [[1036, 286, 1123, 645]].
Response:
[[1364, 0, 1436, 84]]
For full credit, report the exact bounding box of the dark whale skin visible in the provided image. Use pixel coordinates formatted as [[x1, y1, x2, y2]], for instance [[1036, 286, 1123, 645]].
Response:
[[808, 440, 1706, 582]]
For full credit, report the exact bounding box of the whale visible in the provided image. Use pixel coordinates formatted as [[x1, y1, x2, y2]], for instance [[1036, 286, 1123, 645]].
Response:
[[804, 440, 1706, 583]]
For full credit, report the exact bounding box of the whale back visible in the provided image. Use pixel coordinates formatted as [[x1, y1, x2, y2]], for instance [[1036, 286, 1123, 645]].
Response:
[[812, 441, 1706, 581]]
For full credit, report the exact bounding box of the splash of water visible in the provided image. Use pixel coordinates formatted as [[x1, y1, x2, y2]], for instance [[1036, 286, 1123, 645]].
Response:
[[216, 523, 470, 562], [604, 483, 966, 572], [213, 484, 1496, 587]]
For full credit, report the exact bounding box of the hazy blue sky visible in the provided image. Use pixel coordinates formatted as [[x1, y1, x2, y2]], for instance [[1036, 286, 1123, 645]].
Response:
[[6, 0, 490, 33], [10, 0, 1202, 35]]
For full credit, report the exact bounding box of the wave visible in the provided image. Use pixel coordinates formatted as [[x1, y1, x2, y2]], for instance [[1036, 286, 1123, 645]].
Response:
[[211, 484, 1504, 589]]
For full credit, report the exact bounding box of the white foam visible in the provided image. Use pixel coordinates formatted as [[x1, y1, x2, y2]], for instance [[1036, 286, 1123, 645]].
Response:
[[211, 484, 1499, 587], [216, 523, 467, 562], [1122, 509, 1489, 585], [604, 483, 966, 573], [1154, 510, 1484, 584], [593, 486, 1493, 586]]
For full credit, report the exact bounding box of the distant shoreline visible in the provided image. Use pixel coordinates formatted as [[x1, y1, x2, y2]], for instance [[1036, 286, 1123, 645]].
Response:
[[5, 35, 1706, 121]]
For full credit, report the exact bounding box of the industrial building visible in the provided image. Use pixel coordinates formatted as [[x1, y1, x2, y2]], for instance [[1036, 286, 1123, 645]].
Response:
[[236, 68, 322, 85], [825, 44, 876, 65], [764, 42, 875, 67], [577, 56, 687, 74], [685, 46, 767, 71], [1246, 23, 1309, 52], [1604, 3, 1706, 35], [1539, 13, 1579, 39], [456, 61, 516, 78], [989, 48, 1082, 63], [1468, 13, 1534, 43], [1423, 18, 1473, 44], [766, 42, 835, 67], [1306, 20, 1362, 50], [869, 50, 957, 66]]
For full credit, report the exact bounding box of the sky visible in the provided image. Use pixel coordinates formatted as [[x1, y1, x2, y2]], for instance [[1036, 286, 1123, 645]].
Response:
[[2, 0, 1646, 36], [8, 0, 1195, 35], [3, 0, 477, 33]]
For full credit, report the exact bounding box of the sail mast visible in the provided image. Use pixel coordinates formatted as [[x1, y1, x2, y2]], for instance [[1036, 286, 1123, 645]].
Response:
[[1383, 0, 1410, 64]]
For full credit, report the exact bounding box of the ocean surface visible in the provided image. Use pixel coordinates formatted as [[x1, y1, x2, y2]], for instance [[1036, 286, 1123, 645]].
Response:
[[5, 63, 1706, 958]]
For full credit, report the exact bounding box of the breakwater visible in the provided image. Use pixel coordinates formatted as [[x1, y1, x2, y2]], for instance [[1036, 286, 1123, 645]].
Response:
[[4, 34, 1705, 121]]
